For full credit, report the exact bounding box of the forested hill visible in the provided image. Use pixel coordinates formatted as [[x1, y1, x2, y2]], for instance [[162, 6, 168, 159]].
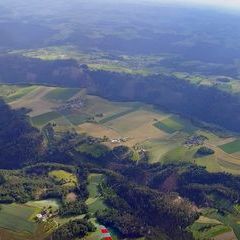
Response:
[[0, 55, 240, 133], [0, 98, 43, 169]]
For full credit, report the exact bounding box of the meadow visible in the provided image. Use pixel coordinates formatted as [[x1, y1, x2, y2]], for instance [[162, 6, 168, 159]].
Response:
[[86, 174, 107, 214]]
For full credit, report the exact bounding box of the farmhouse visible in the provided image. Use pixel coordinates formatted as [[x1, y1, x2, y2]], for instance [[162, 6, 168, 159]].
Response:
[[110, 137, 129, 144]]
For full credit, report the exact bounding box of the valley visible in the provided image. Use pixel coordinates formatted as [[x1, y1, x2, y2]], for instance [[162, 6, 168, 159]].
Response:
[[1, 84, 240, 173]]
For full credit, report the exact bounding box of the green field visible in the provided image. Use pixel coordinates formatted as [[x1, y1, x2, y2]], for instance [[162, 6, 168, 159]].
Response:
[[6, 86, 38, 102], [219, 139, 240, 154], [44, 88, 80, 101], [86, 174, 107, 214], [0, 204, 37, 233], [153, 116, 184, 133], [142, 139, 181, 163], [49, 170, 77, 187], [99, 106, 140, 124], [31, 111, 61, 126], [0, 85, 38, 102], [65, 113, 90, 125]]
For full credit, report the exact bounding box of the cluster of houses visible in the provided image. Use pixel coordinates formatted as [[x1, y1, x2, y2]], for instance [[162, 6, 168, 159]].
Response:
[[35, 206, 54, 222], [184, 135, 208, 148], [57, 97, 85, 112], [110, 137, 129, 144]]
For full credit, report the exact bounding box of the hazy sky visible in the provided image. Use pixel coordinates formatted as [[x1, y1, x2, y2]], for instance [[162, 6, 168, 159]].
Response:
[[163, 0, 240, 9]]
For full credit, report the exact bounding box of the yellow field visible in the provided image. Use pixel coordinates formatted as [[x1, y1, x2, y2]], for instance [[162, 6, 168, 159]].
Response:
[[48, 170, 78, 187], [82, 95, 131, 118], [77, 123, 120, 138]]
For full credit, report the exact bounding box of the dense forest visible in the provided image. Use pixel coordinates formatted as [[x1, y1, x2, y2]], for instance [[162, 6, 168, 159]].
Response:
[[0, 55, 239, 132], [0, 98, 43, 169]]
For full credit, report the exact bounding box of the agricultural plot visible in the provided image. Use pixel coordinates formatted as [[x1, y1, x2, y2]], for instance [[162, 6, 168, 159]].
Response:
[[81, 95, 134, 121], [101, 109, 168, 146], [10, 86, 60, 117], [142, 138, 183, 163], [162, 144, 238, 173], [77, 122, 121, 142], [0, 85, 38, 103], [99, 107, 140, 124], [48, 170, 78, 187], [219, 139, 240, 154], [154, 117, 183, 134], [64, 113, 90, 125], [0, 204, 37, 234], [153, 116, 197, 134], [31, 111, 61, 126], [44, 88, 80, 102], [3, 84, 240, 175]]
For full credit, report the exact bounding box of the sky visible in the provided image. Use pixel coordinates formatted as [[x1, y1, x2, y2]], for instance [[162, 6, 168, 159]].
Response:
[[160, 0, 240, 9]]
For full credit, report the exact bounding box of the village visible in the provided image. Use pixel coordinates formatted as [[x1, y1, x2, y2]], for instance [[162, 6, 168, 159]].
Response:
[[56, 96, 85, 112], [184, 135, 208, 148]]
